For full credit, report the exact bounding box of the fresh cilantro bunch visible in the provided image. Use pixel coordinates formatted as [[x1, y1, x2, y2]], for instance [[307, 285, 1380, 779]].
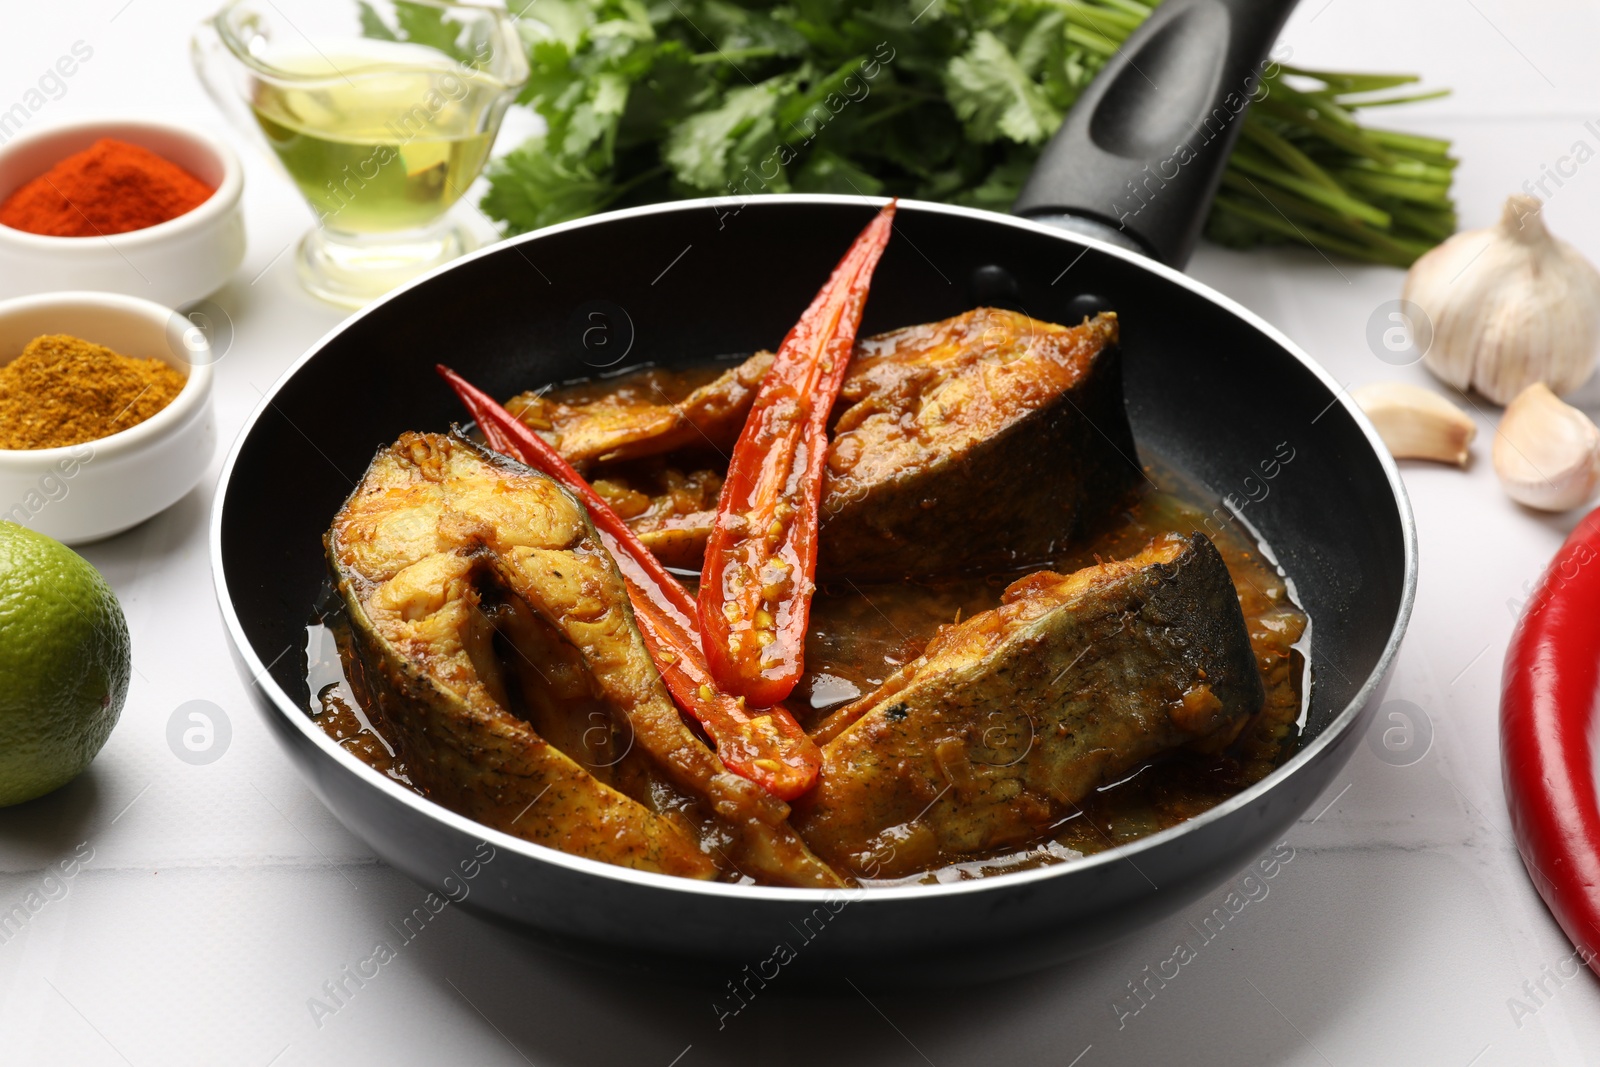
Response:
[[480, 0, 1092, 223], [369, 0, 1456, 265]]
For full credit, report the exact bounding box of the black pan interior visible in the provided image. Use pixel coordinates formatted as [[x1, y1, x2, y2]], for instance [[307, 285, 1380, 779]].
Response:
[[220, 198, 1405, 748]]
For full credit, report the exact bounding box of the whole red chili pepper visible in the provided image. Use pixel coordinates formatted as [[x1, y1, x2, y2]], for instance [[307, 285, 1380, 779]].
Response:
[[436, 364, 821, 801], [1501, 505, 1600, 979], [699, 201, 897, 707]]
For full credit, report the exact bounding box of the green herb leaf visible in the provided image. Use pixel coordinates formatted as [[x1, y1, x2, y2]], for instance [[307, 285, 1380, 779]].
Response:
[[357, 2, 399, 42], [482, 135, 618, 234], [945, 31, 1062, 145], [663, 79, 791, 193], [393, 1, 472, 63], [793, 149, 885, 195]]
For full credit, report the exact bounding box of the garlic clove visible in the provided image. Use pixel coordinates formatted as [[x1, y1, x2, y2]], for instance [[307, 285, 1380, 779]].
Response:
[[1493, 382, 1600, 511], [1352, 382, 1476, 466], [1405, 194, 1600, 404]]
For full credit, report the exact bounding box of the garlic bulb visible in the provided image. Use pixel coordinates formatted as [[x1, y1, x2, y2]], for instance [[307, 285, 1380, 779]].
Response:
[[1493, 382, 1600, 511], [1406, 194, 1600, 404], [1352, 382, 1476, 466]]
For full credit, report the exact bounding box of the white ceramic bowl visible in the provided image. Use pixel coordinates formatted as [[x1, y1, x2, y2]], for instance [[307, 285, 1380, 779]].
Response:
[[0, 119, 245, 307], [0, 292, 215, 544]]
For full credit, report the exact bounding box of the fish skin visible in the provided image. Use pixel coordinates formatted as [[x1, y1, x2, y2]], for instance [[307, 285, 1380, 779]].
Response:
[[790, 533, 1265, 880], [327, 431, 844, 887]]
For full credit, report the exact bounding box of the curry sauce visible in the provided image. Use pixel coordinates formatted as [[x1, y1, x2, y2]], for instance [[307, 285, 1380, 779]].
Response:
[[305, 359, 1308, 886]]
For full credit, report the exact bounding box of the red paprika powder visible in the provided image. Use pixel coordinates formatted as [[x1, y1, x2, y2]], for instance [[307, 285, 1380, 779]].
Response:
[[0, 138, 214, 237]]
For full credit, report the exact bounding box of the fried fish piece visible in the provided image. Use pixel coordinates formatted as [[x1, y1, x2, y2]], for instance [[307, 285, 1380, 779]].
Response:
[[506, 352, 774, 468], [327, 431, 843, 887], [791, 533, 1264, 880], [511, 309, 1138, 578], [589, 465, 722, 571], [819, 308, 1136, 577], [634, 513, 717, 570]]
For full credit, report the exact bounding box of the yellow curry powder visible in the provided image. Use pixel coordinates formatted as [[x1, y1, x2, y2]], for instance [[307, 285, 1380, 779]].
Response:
[[0, 334, 186, 450]]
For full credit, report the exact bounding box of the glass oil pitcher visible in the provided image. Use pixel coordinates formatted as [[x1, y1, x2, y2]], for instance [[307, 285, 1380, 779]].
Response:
[[193, 0, 528, 307]]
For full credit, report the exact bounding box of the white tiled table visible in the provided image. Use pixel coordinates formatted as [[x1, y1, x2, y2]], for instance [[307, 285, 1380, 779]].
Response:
[[4, 2, 1600, 1063]]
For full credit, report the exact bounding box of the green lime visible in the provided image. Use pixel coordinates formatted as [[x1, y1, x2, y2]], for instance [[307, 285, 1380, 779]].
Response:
[[0, 521, 129, 806]]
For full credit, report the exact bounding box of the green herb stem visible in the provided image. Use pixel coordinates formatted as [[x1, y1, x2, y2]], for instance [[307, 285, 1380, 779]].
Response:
[[1230, 150, 1392, 226]]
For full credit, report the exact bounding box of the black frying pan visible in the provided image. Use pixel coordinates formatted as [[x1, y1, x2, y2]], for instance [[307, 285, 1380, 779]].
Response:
[[211, 0, 1416, 983]]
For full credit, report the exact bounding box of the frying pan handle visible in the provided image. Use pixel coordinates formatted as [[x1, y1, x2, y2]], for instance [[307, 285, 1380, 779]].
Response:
[[1012, 0, 1300, 267]]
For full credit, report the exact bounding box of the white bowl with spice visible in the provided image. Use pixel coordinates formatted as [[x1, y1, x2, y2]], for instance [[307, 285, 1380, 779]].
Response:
[[0, 119, 245, 307], [0, 291, 215, 544]]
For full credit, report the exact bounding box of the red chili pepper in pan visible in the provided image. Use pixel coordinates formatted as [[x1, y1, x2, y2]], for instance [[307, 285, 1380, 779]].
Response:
[[1501, 505, 1600, 979], [436, 364, 821, 801], [699, 201, 897, 707]]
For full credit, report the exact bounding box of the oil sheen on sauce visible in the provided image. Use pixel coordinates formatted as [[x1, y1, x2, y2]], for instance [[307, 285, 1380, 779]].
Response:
[[305, 360, 1310, 887]]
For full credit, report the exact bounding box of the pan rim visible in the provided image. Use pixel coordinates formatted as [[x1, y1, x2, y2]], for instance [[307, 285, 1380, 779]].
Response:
[[210, 192, 1418, 905]]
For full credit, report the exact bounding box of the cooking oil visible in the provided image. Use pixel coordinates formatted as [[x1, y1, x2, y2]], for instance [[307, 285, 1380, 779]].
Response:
[[250, 42, 503, 234]]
